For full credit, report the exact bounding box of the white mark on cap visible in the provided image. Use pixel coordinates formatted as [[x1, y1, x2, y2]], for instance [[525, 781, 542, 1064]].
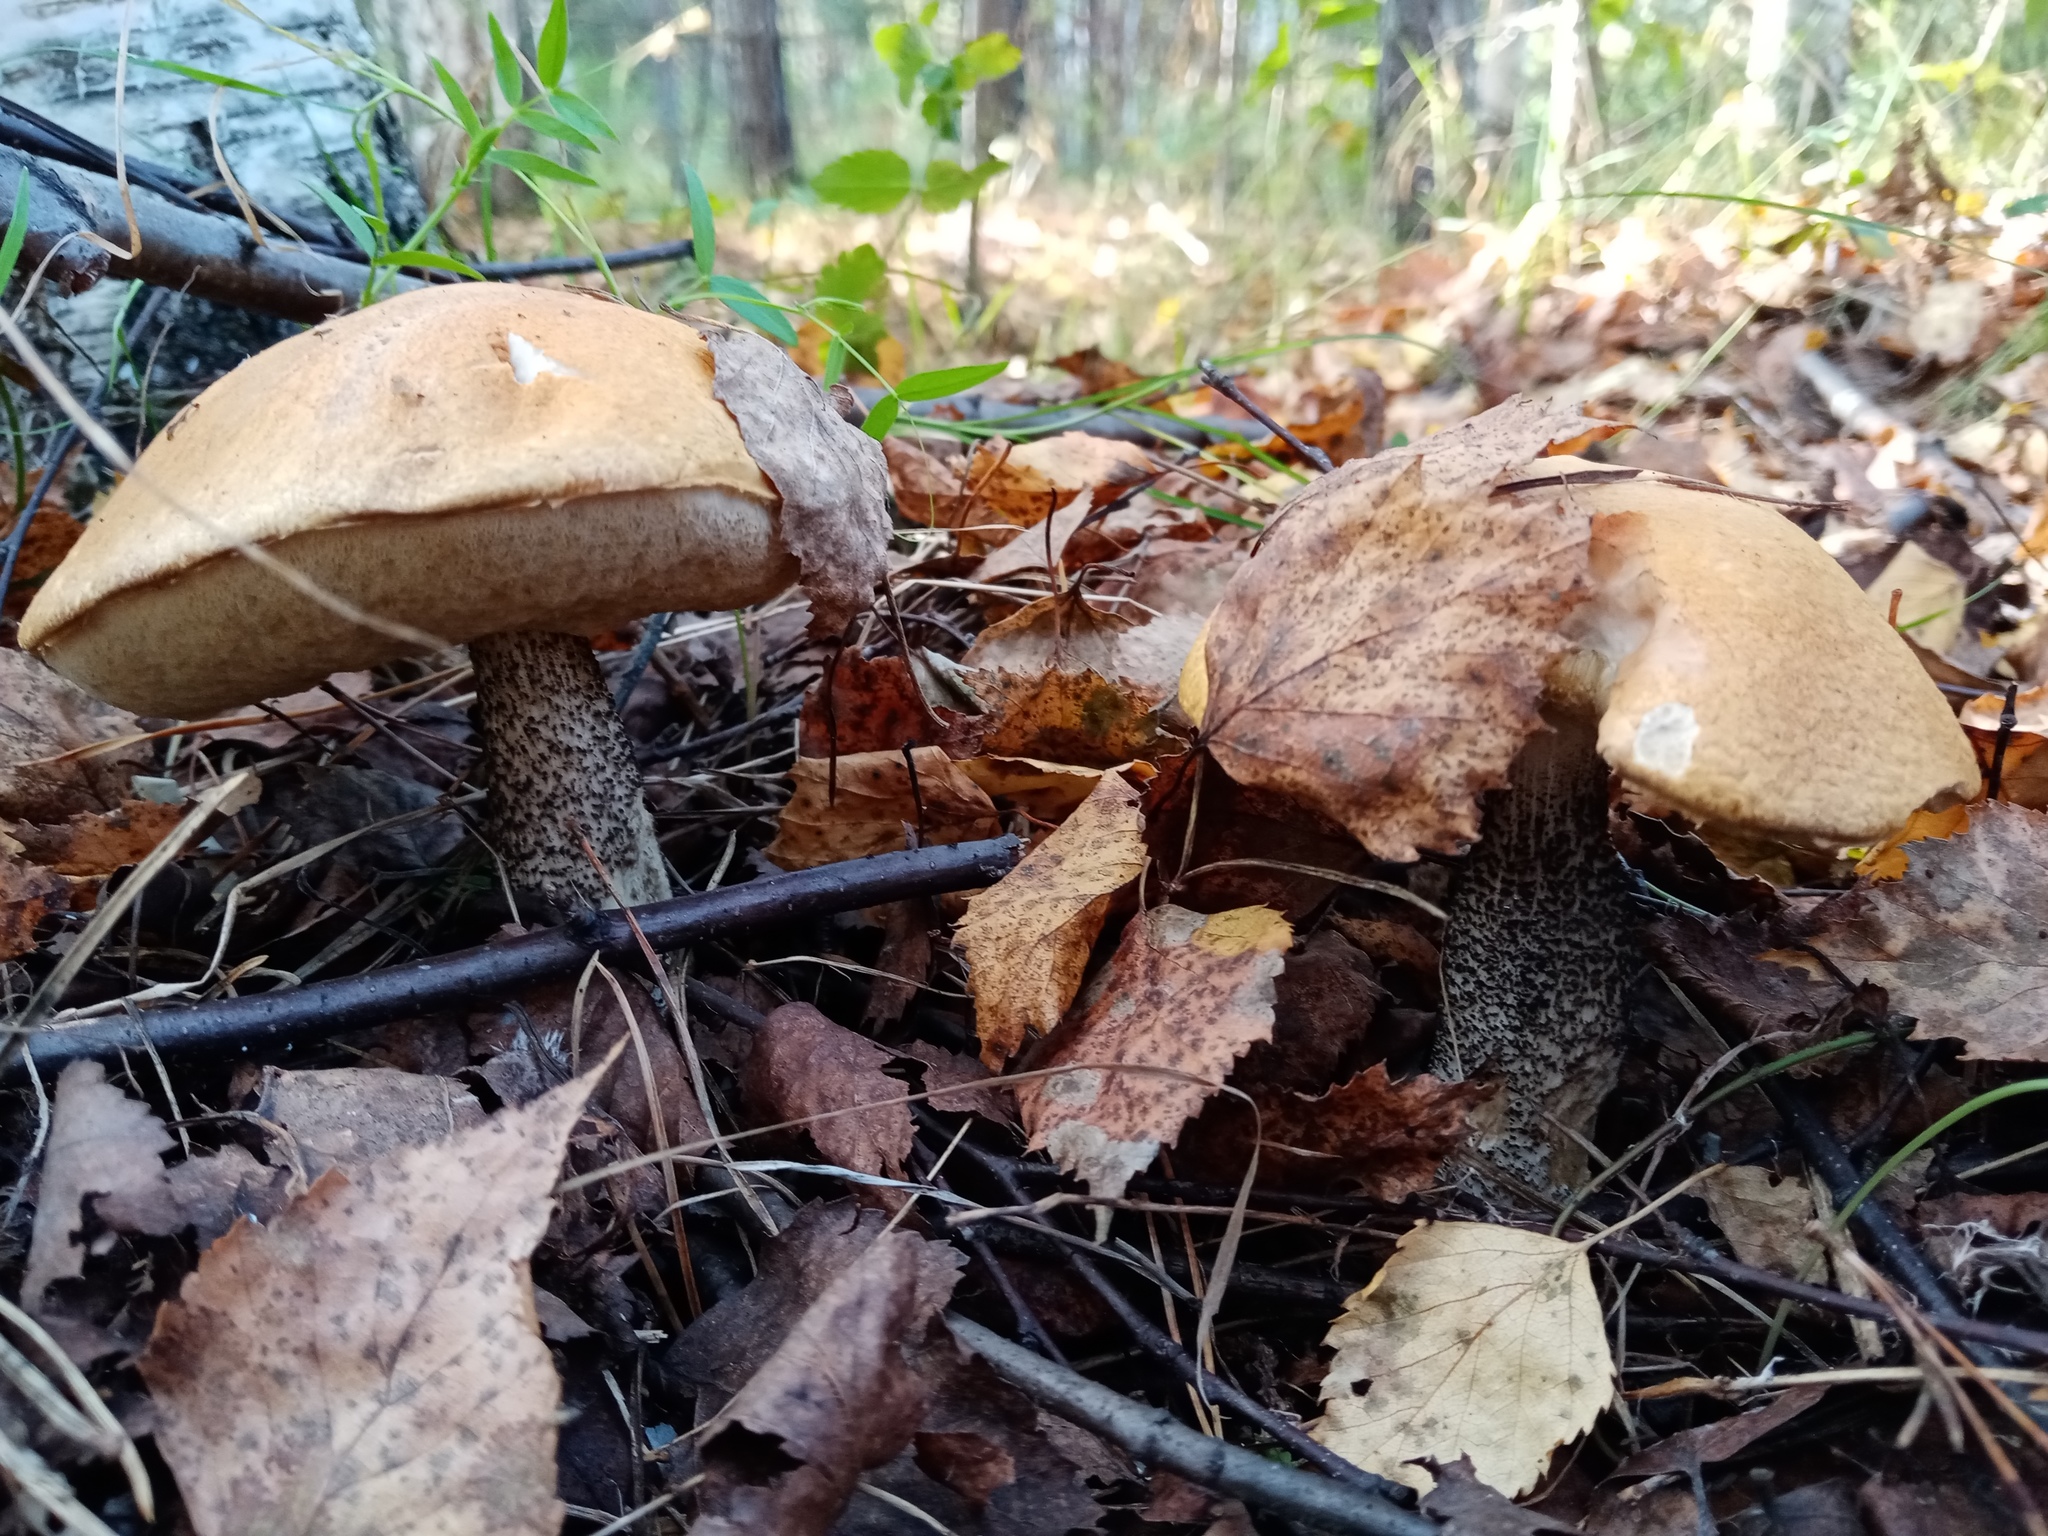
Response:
[[1633, 701, 1700, 778], [506, 331, 581, 384]]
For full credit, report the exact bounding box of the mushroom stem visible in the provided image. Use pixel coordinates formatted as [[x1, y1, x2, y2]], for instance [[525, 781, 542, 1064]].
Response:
[[1433, 710, 1638, 1192], [469, 629, 672, 918]]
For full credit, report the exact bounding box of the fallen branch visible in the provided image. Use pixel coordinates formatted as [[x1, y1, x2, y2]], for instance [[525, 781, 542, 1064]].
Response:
[[10, 837, 1021, 1075], [945, 1315, 1435, 1536]]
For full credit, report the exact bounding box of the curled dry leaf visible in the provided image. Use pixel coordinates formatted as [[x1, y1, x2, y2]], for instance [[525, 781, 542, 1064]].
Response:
[[1200, 397, 1600, 861], [694, 1230, 961, 1536], [744, 1001, 915, 1177], [0, 645, 150, 824], [765, 748, 1001, 871], [1613, 1385, 1827, 1480], [957, 772, 1147, 1067], [1180, 1062, 1491, 1199], [1317, 1221, 1612, 1497], [959, 755, 1108, 823], [705, 325, 891, 639], [797, 651, 970, 758], [965, 591, 1207, 701], [1019, 903, 1291, 1200], [138, 1066, 604, 1536], [1807, 800, 2048, 1059]]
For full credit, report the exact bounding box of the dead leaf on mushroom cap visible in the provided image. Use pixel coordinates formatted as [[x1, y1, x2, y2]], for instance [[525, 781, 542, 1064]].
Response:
[[765, 748, 1001, 871], [1200, 397, 1602, 861], [958, 771, 1147, 1066], [1807, 799, 2048, 1060], [745, 1002, 916, 1177], [705, 325, 891, 639], [1020, 903, 1291, 1200], [138, 1065, 606, 1536], [1316, 1221, 1612, 1498]]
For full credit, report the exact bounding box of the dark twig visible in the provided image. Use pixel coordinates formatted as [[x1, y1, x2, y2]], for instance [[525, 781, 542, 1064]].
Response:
[[947, 1316, 1435, 1536], [475, 239, 695, 279], [1990, 680, 2020, 800], [1197, 359, 1335, 472], [612, 615, 672, 711], [9, 838, 1020, 1074]]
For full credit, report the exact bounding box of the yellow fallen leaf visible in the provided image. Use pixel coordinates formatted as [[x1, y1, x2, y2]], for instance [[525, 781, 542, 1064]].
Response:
[[764, 749, 1001, 871], [957, 772, 1147, 1066], [1316, 1221, 1612, 1497]]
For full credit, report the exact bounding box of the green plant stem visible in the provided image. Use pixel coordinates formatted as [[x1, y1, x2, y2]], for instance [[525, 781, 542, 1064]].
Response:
[[1835, 1078, 2048, 1231]]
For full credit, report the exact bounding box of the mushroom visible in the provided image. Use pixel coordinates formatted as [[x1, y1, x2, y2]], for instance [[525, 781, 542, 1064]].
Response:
[[1181, 455, 1979, 1190], [19, 283, 890, 919]]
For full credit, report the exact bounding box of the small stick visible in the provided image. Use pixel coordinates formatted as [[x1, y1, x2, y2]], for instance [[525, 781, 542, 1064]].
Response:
[[1197, 360, 1335, 473], [1887, 587, 1903, 627], [1989, 680, 2020, 801]]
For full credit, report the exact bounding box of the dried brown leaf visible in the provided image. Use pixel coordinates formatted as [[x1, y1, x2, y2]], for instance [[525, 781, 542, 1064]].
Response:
[[1419, 1456, 1586, 1535], [10, 798, 185, 876], [1806, 800, 2048, 1059], [1180, 1062, 1490, 1199], [137, 1067, 603, 1536], [1317, 1222, 1613, 1497], [0, 646, 150, 824], [1201, 397, 1600, 860], [971, 667, 1182, 768], [892, 1040, 1017, 1127], [744, 1002, 915, 1177], [796, 652, 970, 758], [958, 756, 1107, 823], [1612, 1385, 1827, 1480], [706, 325, 891, 639], [1697, 1164, 1823, 1279], [244, 1065, 486, 1182], [694, 1230, 961, 1536], [957, 772, 1147, 1066], [0, 843, 67, 960], [965, 592, 1205, 699], [1019, 904, 1291, 1199], [765, 748, 1001, 870]]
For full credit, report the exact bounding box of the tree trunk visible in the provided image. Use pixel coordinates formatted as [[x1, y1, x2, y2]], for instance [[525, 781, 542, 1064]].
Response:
[[712, 0, 795, 192], [977, 0, 1030, 155], [1373, 0, 1474, 242]]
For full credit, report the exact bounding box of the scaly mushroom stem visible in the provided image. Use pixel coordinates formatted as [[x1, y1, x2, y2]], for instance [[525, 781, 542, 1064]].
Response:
[[469, 630, 672, 918], [1433, 710, 1638, 1192]]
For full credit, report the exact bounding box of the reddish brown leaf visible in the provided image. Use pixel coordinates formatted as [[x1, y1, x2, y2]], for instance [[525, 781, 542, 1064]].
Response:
[[1181, 1061, 1490, 1198], [1806, 800, 2048, 1059], [971, 667, 1184, 768], [1200, 397, 1600, 861], [10, 798, 185, 876], [1019, 904, 1291, 1199], [0, 843, 67, 960], [1613, 1386, 1828, 1480], [796, 652, 972, 759], [745, 1002, 915, 1177]]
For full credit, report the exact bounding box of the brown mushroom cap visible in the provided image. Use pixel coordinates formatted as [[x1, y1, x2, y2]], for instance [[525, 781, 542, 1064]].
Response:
[[1517, 460, 1981, 848], [20, 283, 797, 718]]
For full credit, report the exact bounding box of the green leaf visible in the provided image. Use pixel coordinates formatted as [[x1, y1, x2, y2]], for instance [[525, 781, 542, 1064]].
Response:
[[709, 274, 799, 345], [863, 393, 902, 439], [896, 361, 1007, 402], [817, 242, 887, 305], [515, 106, 597, 152], [1252, 23, 1292, 92], [485, 148, 598, 186], [873, 22, 933, 105], [549, 88, 618, 141], [0, 170, 30, 292], [537, 0, 569, 88], [304, 179, 380, 258], [683, 164, 717, 278], [918, 3, 940, 25], [812, 149, 913, 213], [2009, 194, 2048, 216], [376, 249, 484, 278], [1313, 1, 1379, 24], [125, 56, 285, 96], [920, 157, 1005, 212], [823, 335, 848, 388], [487, 18, 525, 105], [433, 59, 484, 140], [2032, 0, 2048, 35], [956, 32, 1022, 88]]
